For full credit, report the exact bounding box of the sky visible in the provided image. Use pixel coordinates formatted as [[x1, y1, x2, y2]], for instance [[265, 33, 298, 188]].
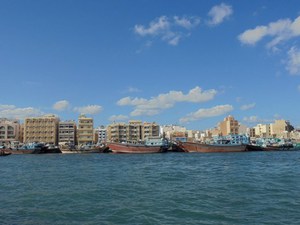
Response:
[[0, 0, 300, 130]]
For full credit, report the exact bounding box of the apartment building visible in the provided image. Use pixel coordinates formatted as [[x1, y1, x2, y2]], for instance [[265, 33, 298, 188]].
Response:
[[219, 115, 239, 135], [107, 120, 160, 143], [24, 115, 59, 145], [271, 120, 294, 138], [254, 124, 272, 138], [77, 114, 93, 146], [96, 125, 107, 144], [0, 118, 21, 145], [58, 120, 76, 145]]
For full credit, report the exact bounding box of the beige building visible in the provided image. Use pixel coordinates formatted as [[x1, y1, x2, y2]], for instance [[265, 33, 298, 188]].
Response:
[[77, 114, 94, 146], [107, 122, 127, 143], [107, 120, 160, 143], [254, 124, 272, 138], [219, 115, 239, 135], [58, 120, 76, 145], [271, 120, 294, 138], [142, 122, 160, 140], [24, 115, 59, 145], [0, 118, 21, 145]]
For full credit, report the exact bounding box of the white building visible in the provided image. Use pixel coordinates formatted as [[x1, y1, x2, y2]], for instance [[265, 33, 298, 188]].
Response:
[[97, 125, 107, 144]]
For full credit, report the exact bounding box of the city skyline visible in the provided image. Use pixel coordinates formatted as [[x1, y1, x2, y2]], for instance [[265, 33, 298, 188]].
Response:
[[1, 0, 300, 130]]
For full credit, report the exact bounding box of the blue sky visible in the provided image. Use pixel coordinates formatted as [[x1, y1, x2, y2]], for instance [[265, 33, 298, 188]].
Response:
[[0, 0, 300, 130]]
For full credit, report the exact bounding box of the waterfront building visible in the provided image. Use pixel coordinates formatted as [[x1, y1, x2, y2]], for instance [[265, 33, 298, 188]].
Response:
[[77, 114, 94, 146], [142, 122, 160, 140], [107, 120, 160, 143], [271, 120, 294, 138], [219, 115, 239, 135], [107, 122, 127, 143], [97, 125, 107, 144], [0, 118, 21, 146], [58, 120, 76, 145], [254, 124, 272, 138], [24, 115, 59, 145]]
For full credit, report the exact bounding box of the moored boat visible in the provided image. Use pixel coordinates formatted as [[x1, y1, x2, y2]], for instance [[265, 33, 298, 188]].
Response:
[[108, 137, 168, 154], [0, 150, 12, 156], [108, 142, 164, 153], [177, 141, 247, 153]]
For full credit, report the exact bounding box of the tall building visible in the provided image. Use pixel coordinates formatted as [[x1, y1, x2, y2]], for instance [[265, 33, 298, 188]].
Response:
[[143, 122, 160, 139], [96, 125, 107, 144], [0, 118, 21, 145], [107, 120, 160, 143], [77, 114, 93, 146], [219, 115, 239, 135], [107, 122, 127, 143], [58, 120, 76, 145], [24, 115, 59, 145], [271, 120, 294, 138]]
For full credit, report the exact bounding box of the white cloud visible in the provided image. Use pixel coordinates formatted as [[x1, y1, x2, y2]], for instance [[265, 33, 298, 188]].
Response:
[[74, 105, 103, 115], [53, 100, 70, 111], [117, 86, 217, 116], [238, 26, 268, 45], [286, 46, 300, 75], [134, 16, 170, 36], [207, 3, 233, 26], [109, 114, 129, 122], [238, 16, 300, 47], [180, 105, 234, 123], [0, 104, 44, 120], [134, 15, 200, 46], [240, 103, 256, 111], [174, 16, 200, 29]]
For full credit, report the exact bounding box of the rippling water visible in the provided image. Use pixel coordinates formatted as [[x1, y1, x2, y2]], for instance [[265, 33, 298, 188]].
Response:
[[1, 152, 300, 225]]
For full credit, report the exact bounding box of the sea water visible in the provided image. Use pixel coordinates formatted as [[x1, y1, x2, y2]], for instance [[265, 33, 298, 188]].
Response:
[[1, 152, 300, 225]]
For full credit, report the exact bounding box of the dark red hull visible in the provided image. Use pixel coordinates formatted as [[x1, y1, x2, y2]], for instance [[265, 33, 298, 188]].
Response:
[[108, 143, 164, 154], [178, 142, 247, 153]]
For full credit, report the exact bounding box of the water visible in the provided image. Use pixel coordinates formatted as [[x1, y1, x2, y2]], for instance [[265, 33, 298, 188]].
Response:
[[1, 152, 300, 225]]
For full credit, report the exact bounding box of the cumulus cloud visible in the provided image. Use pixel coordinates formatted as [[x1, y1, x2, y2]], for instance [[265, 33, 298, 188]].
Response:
[[286, 46, 300, 75], [134, 15, 200, 46], [74, 105, 103, 115], [180, 105, 234, 123], [117, 86, 217, 116], [109, 114, 129, 122], [0, 104, 44, 120], [53, 100, 70, 111], [240, 103, 256, 111], [238, 16, 300, 47], [207, 3, 233, 26]]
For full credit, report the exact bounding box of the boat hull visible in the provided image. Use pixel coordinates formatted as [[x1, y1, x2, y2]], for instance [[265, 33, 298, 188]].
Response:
[[61, 147, 109, 154], [108, 143, 164, 154], [178, 142, 247, 153], [0, 150, 12, 156]]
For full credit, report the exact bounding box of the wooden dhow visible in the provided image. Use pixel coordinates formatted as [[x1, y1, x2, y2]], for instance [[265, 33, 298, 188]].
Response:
[[177, 141, 247, 153]]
